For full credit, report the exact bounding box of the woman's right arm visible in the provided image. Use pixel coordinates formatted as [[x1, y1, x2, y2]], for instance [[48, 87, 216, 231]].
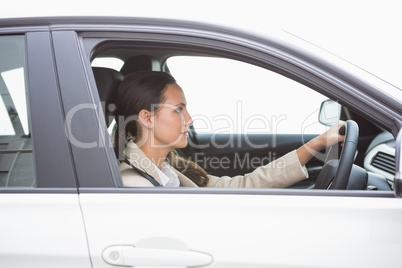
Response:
[[206, 149, 308, 188]]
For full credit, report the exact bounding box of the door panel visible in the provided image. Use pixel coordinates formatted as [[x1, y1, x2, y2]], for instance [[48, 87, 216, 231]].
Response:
[[0, 32, 90, 267], [0, 193, 91, 267], [80, 191, 402, 268]]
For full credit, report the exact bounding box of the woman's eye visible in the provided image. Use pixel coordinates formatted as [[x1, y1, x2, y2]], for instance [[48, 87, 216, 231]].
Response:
[[175, 107, 184, 113]]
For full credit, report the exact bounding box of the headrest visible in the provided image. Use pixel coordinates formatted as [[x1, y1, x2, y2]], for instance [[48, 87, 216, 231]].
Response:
[[92, 67, 124, 125], [120, 55, 154, 76]]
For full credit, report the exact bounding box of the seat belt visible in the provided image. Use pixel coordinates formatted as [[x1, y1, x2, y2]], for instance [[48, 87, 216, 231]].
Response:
[[123, 158, 161, 187]]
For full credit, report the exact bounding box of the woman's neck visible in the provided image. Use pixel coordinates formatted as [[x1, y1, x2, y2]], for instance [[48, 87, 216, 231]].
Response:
[[138, 142, 170, 170]]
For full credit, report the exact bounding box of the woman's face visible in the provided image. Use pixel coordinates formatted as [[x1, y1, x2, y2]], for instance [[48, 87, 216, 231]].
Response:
[[151, 83, 193, 149]]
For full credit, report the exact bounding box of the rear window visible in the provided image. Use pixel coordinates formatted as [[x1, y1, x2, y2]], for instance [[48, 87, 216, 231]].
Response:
[[0, 35, 35, 187]]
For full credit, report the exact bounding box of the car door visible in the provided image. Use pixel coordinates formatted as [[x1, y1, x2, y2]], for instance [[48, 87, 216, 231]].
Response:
[[79, 189, 402, 268], [69, 19, 402, 268], [0, 28, 91, 267]]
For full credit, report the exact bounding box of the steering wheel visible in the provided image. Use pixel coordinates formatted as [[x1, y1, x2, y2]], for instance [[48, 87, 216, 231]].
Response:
[[314, 120, 359, 189]]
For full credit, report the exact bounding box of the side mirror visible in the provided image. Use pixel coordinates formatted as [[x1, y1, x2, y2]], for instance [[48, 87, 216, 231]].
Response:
[[319, 99, 341, 126]]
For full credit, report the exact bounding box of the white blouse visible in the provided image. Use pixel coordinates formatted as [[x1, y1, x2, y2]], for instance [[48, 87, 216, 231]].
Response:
[[153, 162, 180, 187]]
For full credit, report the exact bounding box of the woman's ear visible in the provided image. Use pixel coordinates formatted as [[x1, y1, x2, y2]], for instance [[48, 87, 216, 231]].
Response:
[[138, 109, 153, 129]]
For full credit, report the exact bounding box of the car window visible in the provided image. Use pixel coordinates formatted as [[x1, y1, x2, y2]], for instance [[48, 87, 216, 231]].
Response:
[[92, 57, 124, 71], [166, 56, 329, 135], [0, 35, 35, 187]]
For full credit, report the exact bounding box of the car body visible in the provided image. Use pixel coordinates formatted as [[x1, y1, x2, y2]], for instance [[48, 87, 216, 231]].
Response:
[[0, 16, 401, 268]]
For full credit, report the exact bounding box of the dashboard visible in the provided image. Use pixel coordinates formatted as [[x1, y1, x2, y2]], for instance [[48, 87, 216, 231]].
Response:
[[364, 132, 395, 186]]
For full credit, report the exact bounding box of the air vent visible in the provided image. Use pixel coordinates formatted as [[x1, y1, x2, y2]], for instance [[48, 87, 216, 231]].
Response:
[[371, 152, 395, 175]]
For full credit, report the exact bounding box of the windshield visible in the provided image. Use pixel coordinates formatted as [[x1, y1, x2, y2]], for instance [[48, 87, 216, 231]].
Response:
[[272, 30, 402, 101]]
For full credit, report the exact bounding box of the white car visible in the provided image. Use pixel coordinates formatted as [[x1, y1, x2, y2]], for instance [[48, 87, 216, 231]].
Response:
[[0, 16, 401, 268]]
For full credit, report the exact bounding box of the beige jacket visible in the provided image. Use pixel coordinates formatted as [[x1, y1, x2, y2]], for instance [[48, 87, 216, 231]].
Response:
[[120, 141, 308, 188]]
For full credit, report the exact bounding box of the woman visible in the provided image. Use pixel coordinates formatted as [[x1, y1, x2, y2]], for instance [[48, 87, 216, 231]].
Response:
[[114, 71, 345, 187]]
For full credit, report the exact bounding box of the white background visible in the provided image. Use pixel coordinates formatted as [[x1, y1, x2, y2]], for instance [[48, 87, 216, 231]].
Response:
[[1, 0, 400, 136], [1, 0, 401, 89]]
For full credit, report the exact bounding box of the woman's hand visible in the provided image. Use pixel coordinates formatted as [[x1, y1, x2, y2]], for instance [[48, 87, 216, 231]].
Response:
[[296, 120, 346, 166], [316, 120, 346, 149]]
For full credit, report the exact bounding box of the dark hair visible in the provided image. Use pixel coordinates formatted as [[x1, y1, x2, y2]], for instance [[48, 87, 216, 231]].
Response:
[[114, 71, 173, 151], [114, 71, 209, 187]]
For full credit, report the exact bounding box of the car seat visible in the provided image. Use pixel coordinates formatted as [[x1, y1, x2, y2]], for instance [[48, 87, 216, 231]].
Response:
[[92, 67, 124, 126], [119, 55, 156, 76]]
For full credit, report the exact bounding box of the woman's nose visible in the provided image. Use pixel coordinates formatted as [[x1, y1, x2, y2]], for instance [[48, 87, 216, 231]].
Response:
[[185, 111, 193, 126]]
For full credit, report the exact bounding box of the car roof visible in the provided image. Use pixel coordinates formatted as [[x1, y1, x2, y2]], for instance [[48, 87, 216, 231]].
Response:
[[1, 16, 401, 101]]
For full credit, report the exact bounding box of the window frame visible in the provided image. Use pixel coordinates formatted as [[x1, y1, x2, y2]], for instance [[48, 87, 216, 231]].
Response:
[[0, 28, 78, 192], [80, 28, 399, 197]]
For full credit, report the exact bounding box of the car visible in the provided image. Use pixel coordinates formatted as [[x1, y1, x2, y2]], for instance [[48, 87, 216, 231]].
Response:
[[0, 16, 401, 268]]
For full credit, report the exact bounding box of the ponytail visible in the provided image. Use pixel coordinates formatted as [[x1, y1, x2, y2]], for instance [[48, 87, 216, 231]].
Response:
[[167, 151, 209, 187]]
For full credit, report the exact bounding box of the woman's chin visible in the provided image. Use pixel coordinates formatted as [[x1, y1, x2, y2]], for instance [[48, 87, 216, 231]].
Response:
[[174, 137, 188, 149]]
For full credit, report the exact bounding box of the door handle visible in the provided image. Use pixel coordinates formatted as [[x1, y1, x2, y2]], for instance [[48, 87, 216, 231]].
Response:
[[103, 245, 213, 267]]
